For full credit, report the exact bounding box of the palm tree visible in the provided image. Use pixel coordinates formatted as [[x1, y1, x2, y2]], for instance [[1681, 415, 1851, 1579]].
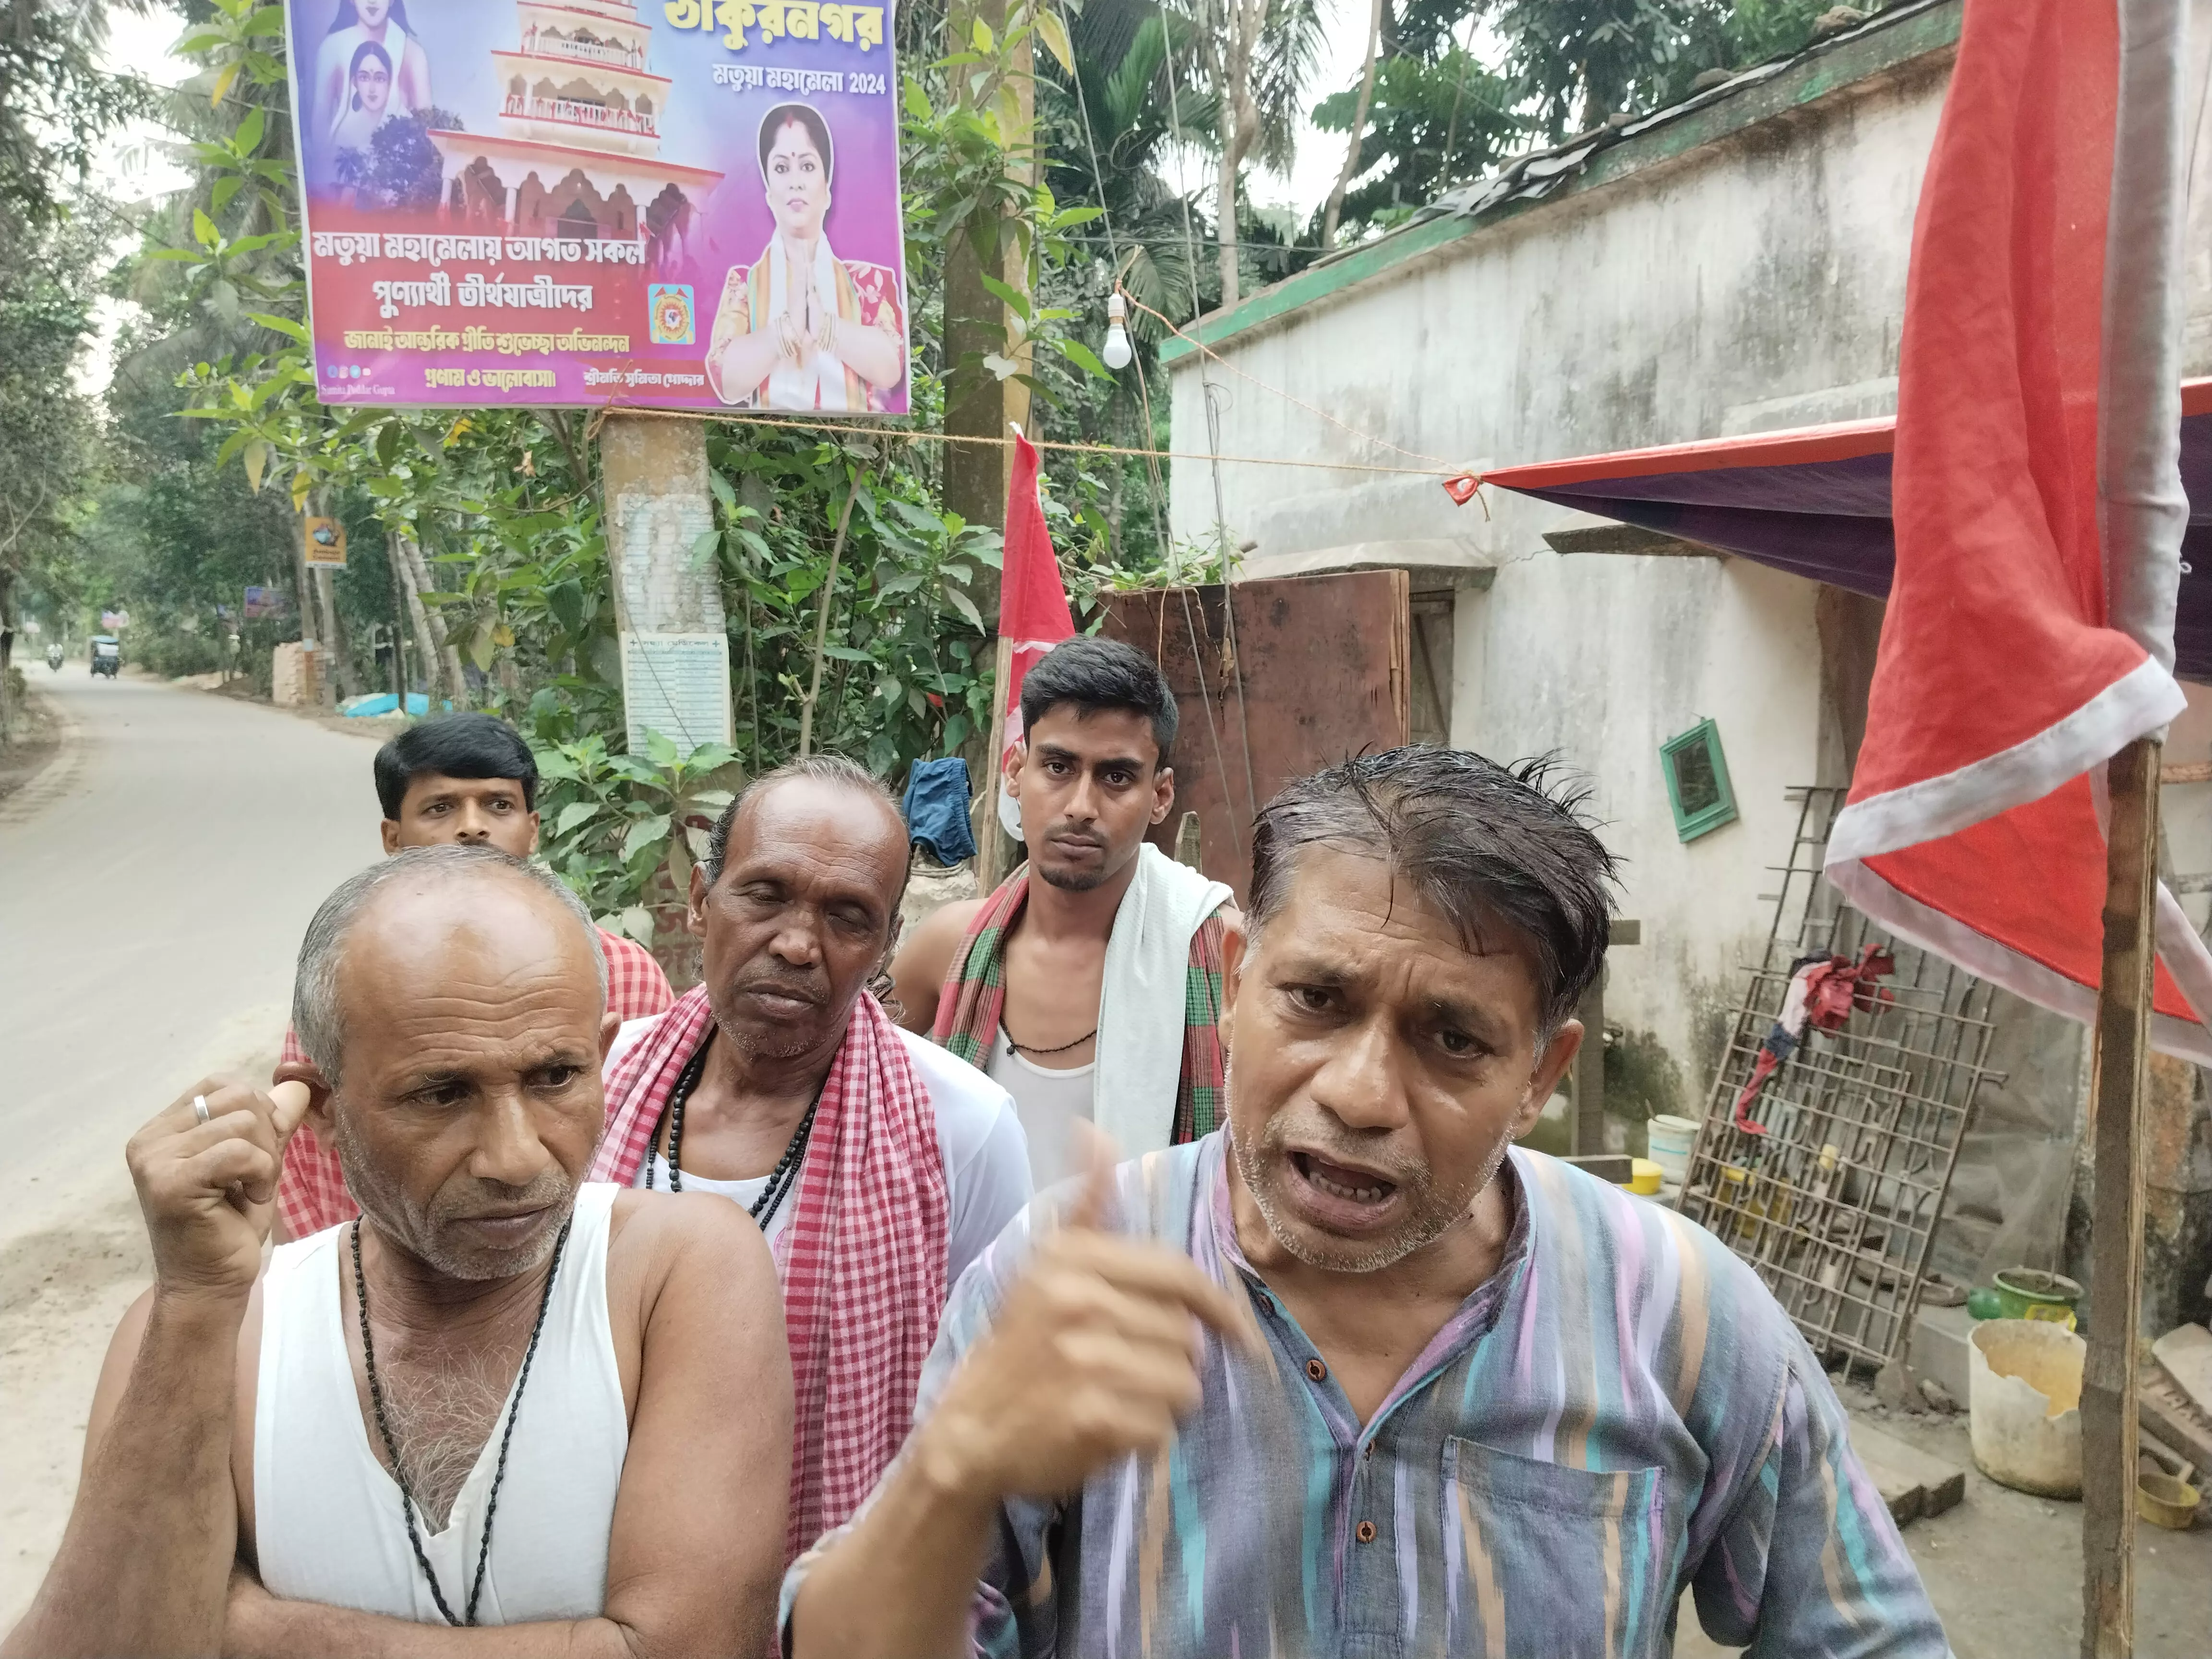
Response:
[[1049, 3, 1212, 325], [1115, 0, 1318, 314]]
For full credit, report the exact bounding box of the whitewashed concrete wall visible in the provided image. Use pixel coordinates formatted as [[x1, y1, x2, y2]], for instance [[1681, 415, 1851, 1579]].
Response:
[[1168, 4, 2212, 1092], [1169, 42, 1954, 1079]]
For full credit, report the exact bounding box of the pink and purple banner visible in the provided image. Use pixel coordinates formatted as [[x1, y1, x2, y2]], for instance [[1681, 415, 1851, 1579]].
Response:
[[284, 0, 911, 413]]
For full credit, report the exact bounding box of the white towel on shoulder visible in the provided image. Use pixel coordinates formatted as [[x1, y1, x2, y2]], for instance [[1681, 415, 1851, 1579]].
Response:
[[1092, 843, 1233, 1158]]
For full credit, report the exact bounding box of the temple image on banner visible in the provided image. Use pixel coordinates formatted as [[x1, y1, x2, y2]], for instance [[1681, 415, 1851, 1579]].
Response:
[[426, 0, 725, 270]]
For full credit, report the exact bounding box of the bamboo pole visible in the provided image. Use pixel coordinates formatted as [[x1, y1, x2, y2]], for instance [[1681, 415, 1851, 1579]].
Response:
[[796, 478, 860, 758], [2080, 734, 2161, 1659], [977, 632, 1016, 890]]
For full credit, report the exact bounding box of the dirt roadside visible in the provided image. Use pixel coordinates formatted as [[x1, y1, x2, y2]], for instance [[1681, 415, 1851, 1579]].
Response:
[[0, 676, 70, 810]]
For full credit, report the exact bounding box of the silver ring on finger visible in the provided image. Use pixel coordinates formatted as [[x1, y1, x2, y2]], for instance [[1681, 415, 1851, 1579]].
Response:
[[192, 1094, 211, 1126]]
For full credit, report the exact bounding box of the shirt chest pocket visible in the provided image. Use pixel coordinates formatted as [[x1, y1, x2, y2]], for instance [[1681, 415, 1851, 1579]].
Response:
[[1443, 1436, 1680, 1659]]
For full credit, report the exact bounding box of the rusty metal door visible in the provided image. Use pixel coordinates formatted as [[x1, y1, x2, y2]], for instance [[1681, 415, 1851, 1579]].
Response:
[[1098, 570, 1410, 902]]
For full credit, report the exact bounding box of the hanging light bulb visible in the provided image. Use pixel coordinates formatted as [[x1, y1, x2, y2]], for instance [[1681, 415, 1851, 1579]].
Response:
[[1102, 292, 1132, 370]]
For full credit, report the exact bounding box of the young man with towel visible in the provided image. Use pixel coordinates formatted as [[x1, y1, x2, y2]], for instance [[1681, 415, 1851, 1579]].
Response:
[[894, 637, 1240, 1186]]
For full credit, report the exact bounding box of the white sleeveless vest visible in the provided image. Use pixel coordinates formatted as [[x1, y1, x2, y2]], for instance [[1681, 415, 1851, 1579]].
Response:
[[254, 1182, 628, 1624]]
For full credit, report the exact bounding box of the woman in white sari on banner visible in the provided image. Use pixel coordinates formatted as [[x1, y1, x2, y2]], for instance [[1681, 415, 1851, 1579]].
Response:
[[706, 103, 906, 411]]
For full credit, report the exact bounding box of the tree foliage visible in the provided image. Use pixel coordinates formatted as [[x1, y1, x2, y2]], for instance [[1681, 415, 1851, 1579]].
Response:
[[1306, 0, 1847, 241], [1311, 47, 1522, 234], [0, 1, 152, 741], [1476, 0, 1839, 141], [89, 0, 1195, 937]]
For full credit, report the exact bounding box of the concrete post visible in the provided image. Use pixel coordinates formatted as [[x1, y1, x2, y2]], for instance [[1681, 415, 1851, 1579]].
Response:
[[598, 414, 733, 756]]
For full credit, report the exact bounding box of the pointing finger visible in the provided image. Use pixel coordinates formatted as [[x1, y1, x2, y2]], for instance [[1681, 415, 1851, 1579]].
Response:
[[1062, 1121, 1121, 1236], [1061, 1235, 1268, 1360]]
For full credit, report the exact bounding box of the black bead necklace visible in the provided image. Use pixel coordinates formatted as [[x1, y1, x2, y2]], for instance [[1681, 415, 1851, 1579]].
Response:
[[642, 1042, 820, 1228], [349, 1214, 571, 1627], [1005, 1024, 1098, 1059]]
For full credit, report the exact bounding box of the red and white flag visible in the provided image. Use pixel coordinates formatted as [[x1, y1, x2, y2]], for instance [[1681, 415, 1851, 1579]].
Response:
[[1826, 0, 2210, 1056], [994, 428, 1076, 836]]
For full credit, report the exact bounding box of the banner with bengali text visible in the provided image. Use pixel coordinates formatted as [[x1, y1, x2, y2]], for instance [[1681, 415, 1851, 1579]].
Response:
[[284, 0, 910, 413]]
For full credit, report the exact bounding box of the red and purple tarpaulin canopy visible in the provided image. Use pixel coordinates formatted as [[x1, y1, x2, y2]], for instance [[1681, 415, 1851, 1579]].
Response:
[[1477, 379, 2212, 681]]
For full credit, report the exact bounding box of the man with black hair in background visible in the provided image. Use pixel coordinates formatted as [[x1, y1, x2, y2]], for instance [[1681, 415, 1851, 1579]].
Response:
[[892, 637, 1242, 1187], [274, 713, 674, 1239]]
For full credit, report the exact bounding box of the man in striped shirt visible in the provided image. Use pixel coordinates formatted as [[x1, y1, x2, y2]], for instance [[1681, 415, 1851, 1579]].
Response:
[[273, 714, 673, 1239], [785, 748, 1949, 1658]]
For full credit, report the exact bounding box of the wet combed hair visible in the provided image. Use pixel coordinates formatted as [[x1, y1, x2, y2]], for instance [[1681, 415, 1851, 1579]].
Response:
[[292, 845, 604, 1087], [703, 754, 904, 894], [1018, 637, 1178, 768], [757, 102, 834, 188], [373, 713, 538, 819], [1248, 748, 1618, 1036]]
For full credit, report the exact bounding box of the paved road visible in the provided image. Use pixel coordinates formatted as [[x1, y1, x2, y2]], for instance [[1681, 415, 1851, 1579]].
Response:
[[0, 670, 384, 1622]]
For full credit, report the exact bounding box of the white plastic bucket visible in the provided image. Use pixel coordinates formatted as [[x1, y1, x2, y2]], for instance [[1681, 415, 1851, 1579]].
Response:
[[1969, 1318, 2084, 1498], [1647, 1114, 1699, 1186]]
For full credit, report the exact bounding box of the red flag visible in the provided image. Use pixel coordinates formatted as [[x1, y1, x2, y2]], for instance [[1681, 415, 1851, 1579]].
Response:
[[995, 430, 1076, 833], [1826, 0, 2212, 1058]]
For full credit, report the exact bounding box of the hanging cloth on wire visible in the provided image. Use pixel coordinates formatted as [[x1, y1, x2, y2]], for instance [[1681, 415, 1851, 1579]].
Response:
[[1731, 944, 1897, 1134]]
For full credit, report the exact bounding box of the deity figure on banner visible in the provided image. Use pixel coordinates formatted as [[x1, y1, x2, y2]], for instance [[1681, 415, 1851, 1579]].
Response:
[[705, 103, 906, 411], [329, 40, 397, 156], [314, 0, 433, 142]]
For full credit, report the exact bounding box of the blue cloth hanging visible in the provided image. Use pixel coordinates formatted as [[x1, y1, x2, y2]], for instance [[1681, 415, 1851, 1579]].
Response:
[[902, 756, 977, 865]]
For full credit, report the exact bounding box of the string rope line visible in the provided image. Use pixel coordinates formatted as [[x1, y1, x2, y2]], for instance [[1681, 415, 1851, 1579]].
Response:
[[582, 404, 1452, 476], [1117, 2, 1250, 855], [1149, 14, 1271, 832], [1154, 15, 1227, 580], [1118, 291, 1462, 472]]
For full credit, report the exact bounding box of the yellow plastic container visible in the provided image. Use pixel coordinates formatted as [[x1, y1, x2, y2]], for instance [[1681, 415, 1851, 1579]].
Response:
[[1623, 1159, 1663, 1195], [2138, 1472, 2200, 1530]]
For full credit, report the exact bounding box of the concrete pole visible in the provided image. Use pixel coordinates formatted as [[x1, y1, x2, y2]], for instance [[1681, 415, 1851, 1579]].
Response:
[[598, 414, 731, 755]]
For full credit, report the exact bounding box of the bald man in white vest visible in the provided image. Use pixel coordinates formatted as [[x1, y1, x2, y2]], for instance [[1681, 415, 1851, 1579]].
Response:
[[5, 846, 791, 1659]]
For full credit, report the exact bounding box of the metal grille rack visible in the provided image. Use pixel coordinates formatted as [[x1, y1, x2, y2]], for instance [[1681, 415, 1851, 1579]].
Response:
[[1676, 786, 2002, 1370]]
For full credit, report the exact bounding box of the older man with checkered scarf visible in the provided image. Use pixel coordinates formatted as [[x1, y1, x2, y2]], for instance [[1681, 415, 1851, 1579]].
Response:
[[590, 756, 1030, 1561]]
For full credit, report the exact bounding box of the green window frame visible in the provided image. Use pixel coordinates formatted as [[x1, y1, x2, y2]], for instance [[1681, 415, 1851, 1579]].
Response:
[[1660, 717, 1739, 843]]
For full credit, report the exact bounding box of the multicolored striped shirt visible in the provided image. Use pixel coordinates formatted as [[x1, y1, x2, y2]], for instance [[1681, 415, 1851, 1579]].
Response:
[[782, 1133, 1949, 1658]]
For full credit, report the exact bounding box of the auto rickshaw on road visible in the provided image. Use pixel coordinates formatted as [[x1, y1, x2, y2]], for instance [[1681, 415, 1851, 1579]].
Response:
[[90, 636, 120, 678]]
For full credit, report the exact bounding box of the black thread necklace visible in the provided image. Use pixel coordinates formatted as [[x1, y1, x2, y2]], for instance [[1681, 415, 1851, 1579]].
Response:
[[642, 1042, 821, 1229], [1005, 1024, 1098, 1059], [350, 1214, 571, 1627]]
